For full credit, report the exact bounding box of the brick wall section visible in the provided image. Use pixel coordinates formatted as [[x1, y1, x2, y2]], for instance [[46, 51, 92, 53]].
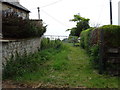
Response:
[[2, 37, 41, 64]]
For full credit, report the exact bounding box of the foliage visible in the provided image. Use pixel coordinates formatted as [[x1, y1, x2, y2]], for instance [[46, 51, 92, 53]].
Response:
[[12, 43, 118, 88], [80, 28, 93, 52], [3, 47, 61, 80], [41, 38, 63, 50], [67, 27, 77, 36], [62, 38, 68, 42], [90, 25, 120, 47], [80, 25, 120, 71], [99, 25, 120, 47], [67, 14, 90, 37], [3, 39, 63, 79], [68, 36, 78, 43], [3, 50, 48, 79], [90, 45, 99, 69], [2, 13, 47, 38]]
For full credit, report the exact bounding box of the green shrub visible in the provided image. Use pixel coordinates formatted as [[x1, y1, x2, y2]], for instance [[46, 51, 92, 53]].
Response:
[[80, 25, 120, 54], [90, 28, 100, 45], [2, 14, 46, 38], [90, 25, 120, 47], [80, 28, 94, 53], [80, 31, 85, 48], [3, 38, 63, 79], [41, 38, 63, 50], [80, 25, 120, 72], [2, 49, 53, 79], [68, 36, 78, 43], [99, 25, 120, 47], [90, 44, 99, 69]]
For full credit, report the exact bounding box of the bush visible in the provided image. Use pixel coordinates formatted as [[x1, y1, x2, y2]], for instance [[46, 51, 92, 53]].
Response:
[[90, 25, 120, 47], [90, 28, 100, 45], [80, 25, 120, 71], [80, 25, 120, 53], [2, 49, 53, 79], [80, 28, 93, 52], [41, 38, 63, 50], [3, 51, 40, 79], [2, 14, 46, 38], [3, 38, 63, 79], [90, 45, 99, 69], [99, 25, 120, 47], [68, 36, 78, 43]]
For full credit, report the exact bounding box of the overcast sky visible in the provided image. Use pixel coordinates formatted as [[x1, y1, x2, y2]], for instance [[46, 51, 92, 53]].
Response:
[[20, 0, 120, 36]]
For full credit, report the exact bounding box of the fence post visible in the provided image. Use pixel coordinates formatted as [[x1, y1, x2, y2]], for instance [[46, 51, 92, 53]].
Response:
[[99, 28, 104, 74]]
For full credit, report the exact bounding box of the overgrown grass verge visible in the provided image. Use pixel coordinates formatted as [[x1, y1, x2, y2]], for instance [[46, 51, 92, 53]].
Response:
[[3, 48, 55, 80], [7, 43, 119, 88], [3, 38, 63, 80]]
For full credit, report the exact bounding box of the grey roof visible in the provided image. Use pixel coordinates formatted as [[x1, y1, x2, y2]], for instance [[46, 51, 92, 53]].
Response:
[[0, 0, 30, 12]]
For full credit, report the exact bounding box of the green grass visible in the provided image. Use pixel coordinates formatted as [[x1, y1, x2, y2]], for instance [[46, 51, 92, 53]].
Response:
[[12, 43, 118, 88]]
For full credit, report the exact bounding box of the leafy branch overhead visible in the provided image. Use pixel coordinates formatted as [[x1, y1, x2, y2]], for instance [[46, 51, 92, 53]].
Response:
[[68, 14, 90, 37], [70, 14, 90, 22]]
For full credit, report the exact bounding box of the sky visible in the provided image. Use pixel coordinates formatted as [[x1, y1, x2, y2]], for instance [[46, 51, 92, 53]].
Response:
[[20, 0, 120, 36]]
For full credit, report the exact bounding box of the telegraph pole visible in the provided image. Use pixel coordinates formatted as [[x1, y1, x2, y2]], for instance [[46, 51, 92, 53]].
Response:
[[37, 7, 40, 19], [110, 0, 113, 25]]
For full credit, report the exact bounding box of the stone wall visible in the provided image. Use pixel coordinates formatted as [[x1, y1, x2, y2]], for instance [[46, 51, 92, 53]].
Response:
[[2, 37, 41, 64]]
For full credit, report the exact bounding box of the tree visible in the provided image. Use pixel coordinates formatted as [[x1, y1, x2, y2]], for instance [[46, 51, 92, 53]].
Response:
[[67, 14, 90, 37]]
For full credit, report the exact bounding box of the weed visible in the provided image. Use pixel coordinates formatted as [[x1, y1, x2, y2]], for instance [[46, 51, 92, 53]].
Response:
[[41, 38, 63, 50], [3, 43, 118, 88], [3, 39, 63, 80]]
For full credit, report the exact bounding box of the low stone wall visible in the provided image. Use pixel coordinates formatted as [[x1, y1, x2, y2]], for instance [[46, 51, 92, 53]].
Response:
[[2, 37, 41, 64]]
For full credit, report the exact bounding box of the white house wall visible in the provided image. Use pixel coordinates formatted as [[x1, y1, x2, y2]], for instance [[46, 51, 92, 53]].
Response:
[[118, 1, 120, 25]]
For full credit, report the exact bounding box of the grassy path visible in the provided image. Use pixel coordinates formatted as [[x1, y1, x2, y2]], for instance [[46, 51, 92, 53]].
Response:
[[6, 43, 118, 88]]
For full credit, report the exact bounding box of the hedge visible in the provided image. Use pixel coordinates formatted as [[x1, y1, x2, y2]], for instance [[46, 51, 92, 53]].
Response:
[[80, 25, 120, 69], [2, 14, 46, 38], [99, 25, 120, 47], [40, 38, 63, 50], [80, 28, 94, 52], [81, 25, 120, 50]]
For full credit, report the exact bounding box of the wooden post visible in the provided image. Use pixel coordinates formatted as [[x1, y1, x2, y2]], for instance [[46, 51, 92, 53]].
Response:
[[37, 7, 40, 20]]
